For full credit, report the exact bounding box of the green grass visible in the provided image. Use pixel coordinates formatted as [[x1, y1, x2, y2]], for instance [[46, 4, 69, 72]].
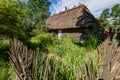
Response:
[[0, 39, 18, 80], [0, 59, 19, 80], [44, 36, 100, 80], [0, 59, 10, 80], [51, 37, 88, 66]]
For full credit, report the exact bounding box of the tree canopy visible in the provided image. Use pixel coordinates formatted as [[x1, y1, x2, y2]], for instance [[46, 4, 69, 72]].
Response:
[[0, 0, 50, 38], [28, 0, 50, 35], [0, 0, 28, 38], [99, 4, 120, 30]]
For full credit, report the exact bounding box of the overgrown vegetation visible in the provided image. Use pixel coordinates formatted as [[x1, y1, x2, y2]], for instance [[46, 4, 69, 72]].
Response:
[[47, 37, 99, 80], [0, 0, 120, 79]]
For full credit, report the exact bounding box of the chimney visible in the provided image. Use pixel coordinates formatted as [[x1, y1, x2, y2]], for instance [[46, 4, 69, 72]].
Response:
[[65, 6, 67, 11], [79, 2, 81, 5], [74, 5, 76, 8]]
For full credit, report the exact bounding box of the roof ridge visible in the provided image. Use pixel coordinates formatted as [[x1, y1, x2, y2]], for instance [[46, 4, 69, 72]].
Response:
[[50, 4, 87, 18]]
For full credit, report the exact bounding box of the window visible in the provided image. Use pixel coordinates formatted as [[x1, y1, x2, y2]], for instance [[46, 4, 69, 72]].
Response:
[[58, 30, 62, 39]]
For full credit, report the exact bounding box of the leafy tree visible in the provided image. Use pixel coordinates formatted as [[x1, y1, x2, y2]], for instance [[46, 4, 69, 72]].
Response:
[[98, 9, 111, 28], [0, 0, 50, 38], [99, 4, 120, 30], [111, 4, 120, 30], [27, 0, 51, 35], [0, 0, 29, 38]]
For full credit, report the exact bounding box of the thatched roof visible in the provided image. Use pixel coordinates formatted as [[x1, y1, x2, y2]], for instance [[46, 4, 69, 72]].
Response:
[[46, 4, 96, 30]]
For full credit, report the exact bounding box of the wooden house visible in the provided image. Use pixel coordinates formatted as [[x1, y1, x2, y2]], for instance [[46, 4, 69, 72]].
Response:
[[46, 4, 97, 40]]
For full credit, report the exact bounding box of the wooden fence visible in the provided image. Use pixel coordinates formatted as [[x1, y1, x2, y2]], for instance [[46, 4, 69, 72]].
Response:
[[97, 36, 120, 80], [9, 36, 120, 80]]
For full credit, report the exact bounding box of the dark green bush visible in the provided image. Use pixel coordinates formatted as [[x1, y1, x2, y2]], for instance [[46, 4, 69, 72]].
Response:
[[29, 33, 54, 50]]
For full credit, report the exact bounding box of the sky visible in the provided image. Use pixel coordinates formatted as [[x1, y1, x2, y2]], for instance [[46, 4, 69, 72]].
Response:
[[48, 0, 120, 17]]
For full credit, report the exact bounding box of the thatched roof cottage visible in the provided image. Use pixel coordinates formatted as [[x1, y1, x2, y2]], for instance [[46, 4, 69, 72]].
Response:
[[46, 4, 97, 40]]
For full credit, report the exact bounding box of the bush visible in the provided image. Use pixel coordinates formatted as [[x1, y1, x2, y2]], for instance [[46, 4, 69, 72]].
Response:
[[85, 24, 106, 49], [0, 59, 9, 80], [29, 33, 54, 50], [0, 39, 9, 50]]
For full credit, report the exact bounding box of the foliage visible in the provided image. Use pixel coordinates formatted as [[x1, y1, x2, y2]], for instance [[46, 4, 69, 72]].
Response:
[[98, 9, 111, 28], [85, 24, 106, 49], [99, 4, 120, 30], [54, 36, 95, 61], [0, 0, 29, 38], [35, 38, 99, 80], [0, 0, 50, 79], [41, 37, 99, 80], [1, 0, 116, 79], [0, 59, 9, 80], [0, 0, 50, 38], [0, 59, 18, 80], [51, 37, 88, 66], [0, 39, 9, 50], [0, 39, 10, 61], [8, 63, 19, 80], [111, 4, 120, 29], [27, 0, 51, 35], [0, 39, 11, 80], [29, 33, 54, 50]]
